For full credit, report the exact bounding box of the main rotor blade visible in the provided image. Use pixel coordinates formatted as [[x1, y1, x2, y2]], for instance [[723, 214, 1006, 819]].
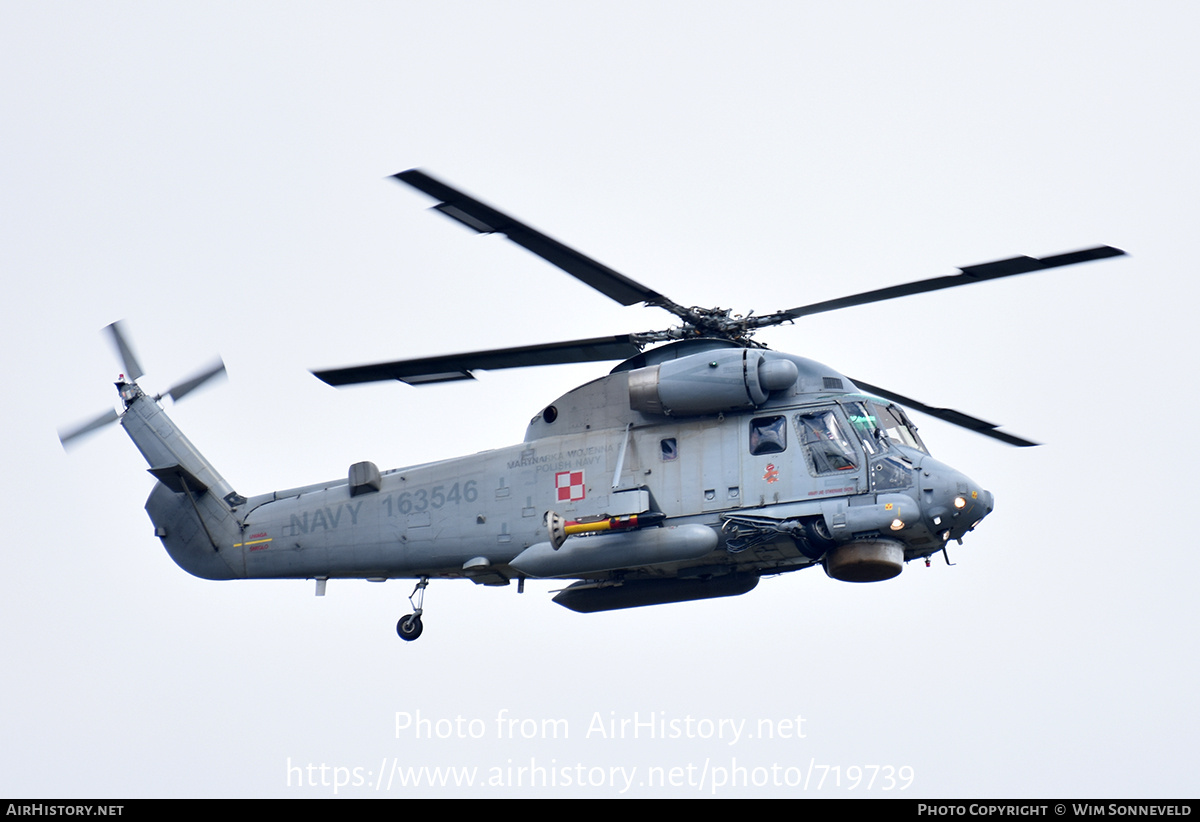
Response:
[[104, 321, 144, 381], [394, 170, 670, 308], [313, 335, 643, 387], [162, 359, 227, 402], [777, 246, 1126, 320], [849, 377, 1039, 447], [58, 408, 120, 448]]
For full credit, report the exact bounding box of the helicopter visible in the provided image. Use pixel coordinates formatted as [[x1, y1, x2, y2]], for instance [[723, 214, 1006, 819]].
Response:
[[59, 170, 1125, 641]]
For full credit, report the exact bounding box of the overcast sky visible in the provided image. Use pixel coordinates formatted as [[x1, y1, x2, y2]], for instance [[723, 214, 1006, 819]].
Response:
[[3, 1, 1197, 798]]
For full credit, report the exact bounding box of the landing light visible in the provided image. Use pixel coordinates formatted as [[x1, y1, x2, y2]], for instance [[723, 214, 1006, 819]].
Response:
[[953, 496, 967, 509], [890, 518, 905, 531]]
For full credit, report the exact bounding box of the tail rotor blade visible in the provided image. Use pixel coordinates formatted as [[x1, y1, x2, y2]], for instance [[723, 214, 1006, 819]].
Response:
[[58, 408, 120, 448], [163, 359, 227, 402], [61, 323, 227, 450], [104, 321, 144, 382]]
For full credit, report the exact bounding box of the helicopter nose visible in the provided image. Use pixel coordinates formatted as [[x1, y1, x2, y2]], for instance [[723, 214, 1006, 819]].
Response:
[[918, 458, 994, 541]]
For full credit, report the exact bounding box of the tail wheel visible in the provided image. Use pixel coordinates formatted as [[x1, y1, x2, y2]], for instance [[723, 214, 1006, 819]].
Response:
[[396, 615, 424, 641]]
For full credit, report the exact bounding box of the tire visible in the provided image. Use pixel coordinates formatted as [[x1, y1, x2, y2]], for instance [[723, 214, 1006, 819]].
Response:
[[801, 517, 838, 558], [396, 614, 424, 641]]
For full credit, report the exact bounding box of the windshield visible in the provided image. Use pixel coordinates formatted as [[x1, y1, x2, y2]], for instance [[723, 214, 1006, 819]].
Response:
[[844, 400, 928, 454]]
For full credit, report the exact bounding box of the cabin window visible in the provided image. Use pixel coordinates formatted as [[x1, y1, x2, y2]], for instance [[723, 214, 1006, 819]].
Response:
[[795, 409, 858, 474], [660, 438, 678, 461], [749, 416, 787, 455]]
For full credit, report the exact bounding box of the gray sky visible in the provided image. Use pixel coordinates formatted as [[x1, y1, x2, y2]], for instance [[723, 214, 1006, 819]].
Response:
[[3, 1, 1197, 798]]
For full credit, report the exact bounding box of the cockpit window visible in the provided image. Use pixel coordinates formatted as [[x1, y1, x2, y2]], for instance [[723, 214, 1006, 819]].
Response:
[[749, 416, 787, 455], [845, 402, 884, 456], [795, 409, 858, 474], [869, 402, 927, 453]]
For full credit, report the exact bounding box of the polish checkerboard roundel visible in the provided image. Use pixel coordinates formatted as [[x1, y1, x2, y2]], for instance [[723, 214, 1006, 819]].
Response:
[[555, 470, 586, 502]]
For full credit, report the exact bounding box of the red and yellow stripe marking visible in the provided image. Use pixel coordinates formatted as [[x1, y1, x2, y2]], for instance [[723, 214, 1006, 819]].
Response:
[[234, 533, 273, 551]]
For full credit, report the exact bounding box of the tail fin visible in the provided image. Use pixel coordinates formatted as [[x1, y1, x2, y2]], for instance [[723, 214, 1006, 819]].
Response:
[[119, 381, 246, 580], [61, 323, 245, 579]]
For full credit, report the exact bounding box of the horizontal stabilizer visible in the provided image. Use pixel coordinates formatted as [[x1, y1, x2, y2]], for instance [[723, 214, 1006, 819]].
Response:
[[148, 463, 210, 495]]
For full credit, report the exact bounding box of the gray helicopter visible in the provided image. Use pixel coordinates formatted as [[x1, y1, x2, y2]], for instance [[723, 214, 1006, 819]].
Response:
[[60, 171, 1125, 641]]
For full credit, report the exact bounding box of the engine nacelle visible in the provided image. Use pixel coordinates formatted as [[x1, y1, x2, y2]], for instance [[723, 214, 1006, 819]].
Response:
[[628, 349, 798, 416]]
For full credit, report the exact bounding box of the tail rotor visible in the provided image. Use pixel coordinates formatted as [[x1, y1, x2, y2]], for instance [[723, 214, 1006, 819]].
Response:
[[58, 322, 226, 448]]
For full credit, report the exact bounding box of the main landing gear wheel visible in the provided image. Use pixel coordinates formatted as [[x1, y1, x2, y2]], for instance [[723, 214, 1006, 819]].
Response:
[[396, 576, 430, 642], [396, 614, 423, 641]]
